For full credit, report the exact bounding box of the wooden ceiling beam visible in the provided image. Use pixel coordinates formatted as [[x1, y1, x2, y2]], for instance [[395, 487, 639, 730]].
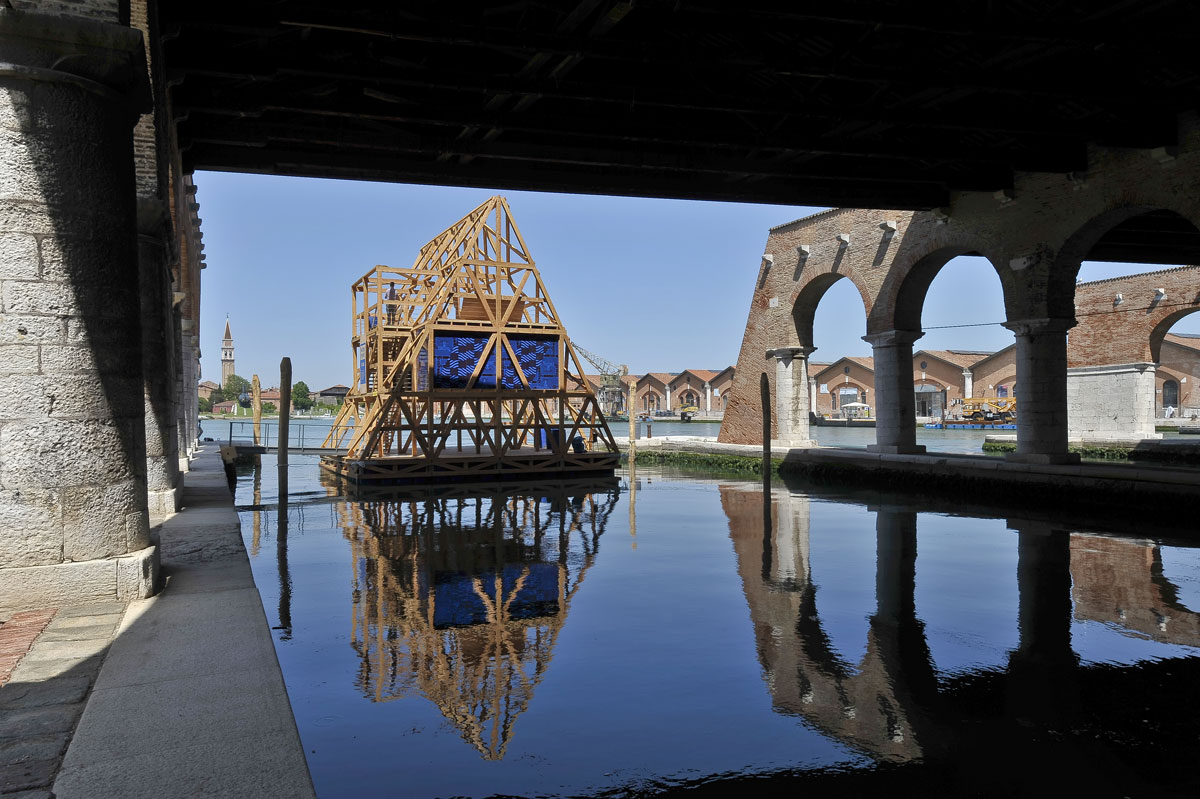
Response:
[[170, 89, 1088, 173], [182, 144, 952, 209]]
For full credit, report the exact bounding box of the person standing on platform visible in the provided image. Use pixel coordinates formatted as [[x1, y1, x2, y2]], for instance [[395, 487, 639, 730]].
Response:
[[384, 281, 399, 325]]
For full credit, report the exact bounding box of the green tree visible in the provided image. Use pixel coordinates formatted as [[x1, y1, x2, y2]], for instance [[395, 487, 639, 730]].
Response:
[[262, 401, 278, 414], [198, 396, 213, 413], [218, 374, 251, 404], [292, 381, 314, 411]]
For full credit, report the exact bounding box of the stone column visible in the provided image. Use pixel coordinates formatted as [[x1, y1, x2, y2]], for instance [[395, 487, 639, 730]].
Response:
[[180, 321, 198, 457], [767, 347, 815, 447], [704, 382, 712, 412], [1003, 318, 1079, 464], [809, 376, 818, 419], [138, 199, 180, 516], [864, 330, 925, 454], [173, 304, 190, 472], [0, 9, 157, 609], [665, 386, 672, 412], [962, 368, 973, 400]]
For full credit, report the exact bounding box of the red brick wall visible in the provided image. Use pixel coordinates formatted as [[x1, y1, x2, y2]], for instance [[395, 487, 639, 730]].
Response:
[[1069, 266, 1200, 366]]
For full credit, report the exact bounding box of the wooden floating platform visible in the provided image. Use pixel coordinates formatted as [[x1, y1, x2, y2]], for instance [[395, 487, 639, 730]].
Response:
[[320, 447, 618, 486]]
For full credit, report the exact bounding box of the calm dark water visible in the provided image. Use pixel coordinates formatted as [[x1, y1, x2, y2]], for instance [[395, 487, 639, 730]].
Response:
[[235, 455, 1200, 797]]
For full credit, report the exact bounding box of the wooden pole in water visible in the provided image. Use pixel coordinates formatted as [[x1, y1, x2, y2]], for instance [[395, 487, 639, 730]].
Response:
[[252, 375, 262, 445], [279, 358, 291, 483], [251, 375, 263, 467], [761, 372, 771, 484], [627, 382, 636, 460]]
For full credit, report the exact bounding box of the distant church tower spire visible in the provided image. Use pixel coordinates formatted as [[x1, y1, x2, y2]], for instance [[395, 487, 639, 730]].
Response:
[[221, 316, 235, 387]]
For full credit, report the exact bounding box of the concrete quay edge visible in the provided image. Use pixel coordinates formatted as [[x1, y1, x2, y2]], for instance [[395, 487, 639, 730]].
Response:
[[51, 445, 316, 799], [617, 436, 1200, 499]]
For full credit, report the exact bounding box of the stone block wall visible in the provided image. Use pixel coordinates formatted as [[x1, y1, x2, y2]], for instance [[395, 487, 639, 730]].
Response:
[[1067, 363, 1159, 441]]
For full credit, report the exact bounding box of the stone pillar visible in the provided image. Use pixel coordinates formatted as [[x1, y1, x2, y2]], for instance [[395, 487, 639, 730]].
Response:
[[138, 199, 180, 516], [0, 9, 157, 609], [809, 376, 818, 420], [767, 347, 815, 447], [962, 368, 973, 400], [864, 330, 925, 454], [665, 386, 672, 412], [1003, 318, 1079, 464], [173, 304, 190, 472], [1066, 362, 1160, 442], [704, 382, 712, 412], [180, 321, 198, 458]]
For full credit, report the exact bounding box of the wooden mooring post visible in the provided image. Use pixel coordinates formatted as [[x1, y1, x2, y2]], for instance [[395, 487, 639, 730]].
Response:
[[761, 372, 771, 484], [251, 374, 262, 466], [628, 382, 637, 460], [279, 358, 291, 484]]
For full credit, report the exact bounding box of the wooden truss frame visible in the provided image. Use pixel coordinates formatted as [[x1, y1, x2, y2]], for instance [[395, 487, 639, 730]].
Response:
[[322, 196, 618, 481]]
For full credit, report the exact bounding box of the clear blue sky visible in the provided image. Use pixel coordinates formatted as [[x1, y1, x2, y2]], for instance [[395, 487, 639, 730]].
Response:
[[195, 171, 1200, 389]]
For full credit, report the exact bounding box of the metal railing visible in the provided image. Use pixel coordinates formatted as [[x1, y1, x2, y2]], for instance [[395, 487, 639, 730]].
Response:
[[221, 420, 344, 452]]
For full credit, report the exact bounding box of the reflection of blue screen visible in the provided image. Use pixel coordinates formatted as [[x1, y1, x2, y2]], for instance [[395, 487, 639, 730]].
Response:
[[433, 335, 558, 389], [431, 563, 559, 627]]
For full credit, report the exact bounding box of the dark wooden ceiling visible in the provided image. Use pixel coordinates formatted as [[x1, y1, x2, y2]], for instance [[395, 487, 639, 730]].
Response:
[[160, 1, 1200, 247]]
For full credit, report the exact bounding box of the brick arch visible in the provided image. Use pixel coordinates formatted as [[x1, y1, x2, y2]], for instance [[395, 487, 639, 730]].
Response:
[[790, 268, 873, 350], [1052, 207, 1200, 320], [983, 375, 1017, 397], [827, 377, 871, 405], [1071, 266, 1200, 365], [868, 233, 1009, 336], [1150, 306, 1200, 363]]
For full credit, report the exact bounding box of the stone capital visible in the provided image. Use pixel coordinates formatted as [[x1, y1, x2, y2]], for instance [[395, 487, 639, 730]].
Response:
[[1002, 317, 1077, 337], [862, 329, 924, 348], [766, 345, 817, 363], [0, 8, 150, 113]]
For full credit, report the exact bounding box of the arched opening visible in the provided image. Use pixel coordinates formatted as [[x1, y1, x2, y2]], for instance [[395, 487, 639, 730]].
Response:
[[1151, 310, 1200, 420], [893, 251, 1011, 449], [804, 277, 870, 429], [1067, 209, 1200, 437]]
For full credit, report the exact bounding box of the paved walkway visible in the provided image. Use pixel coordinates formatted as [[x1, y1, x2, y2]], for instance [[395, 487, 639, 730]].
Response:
[[0, 445, 314, 799]]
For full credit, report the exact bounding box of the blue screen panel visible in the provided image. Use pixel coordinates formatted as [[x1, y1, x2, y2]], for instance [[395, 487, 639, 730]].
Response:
[[433, 335, 496, 388], [503, 336, 558, 389]]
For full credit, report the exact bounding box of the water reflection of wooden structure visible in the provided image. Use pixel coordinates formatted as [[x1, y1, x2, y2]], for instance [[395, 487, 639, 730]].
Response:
[[321, 196, 618, 485], [338, 480, 619, 759]]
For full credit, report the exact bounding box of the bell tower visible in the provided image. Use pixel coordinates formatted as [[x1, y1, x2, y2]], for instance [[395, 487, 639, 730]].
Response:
[[221, 316, 235, 387]]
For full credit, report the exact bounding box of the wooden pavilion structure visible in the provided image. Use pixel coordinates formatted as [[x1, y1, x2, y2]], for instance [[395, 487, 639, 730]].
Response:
[[321, 196, 619, 484]]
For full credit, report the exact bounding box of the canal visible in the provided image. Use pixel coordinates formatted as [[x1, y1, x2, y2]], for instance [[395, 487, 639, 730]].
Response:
[[202, 416, 1057, 454], [225, 449, 1200, 797]]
